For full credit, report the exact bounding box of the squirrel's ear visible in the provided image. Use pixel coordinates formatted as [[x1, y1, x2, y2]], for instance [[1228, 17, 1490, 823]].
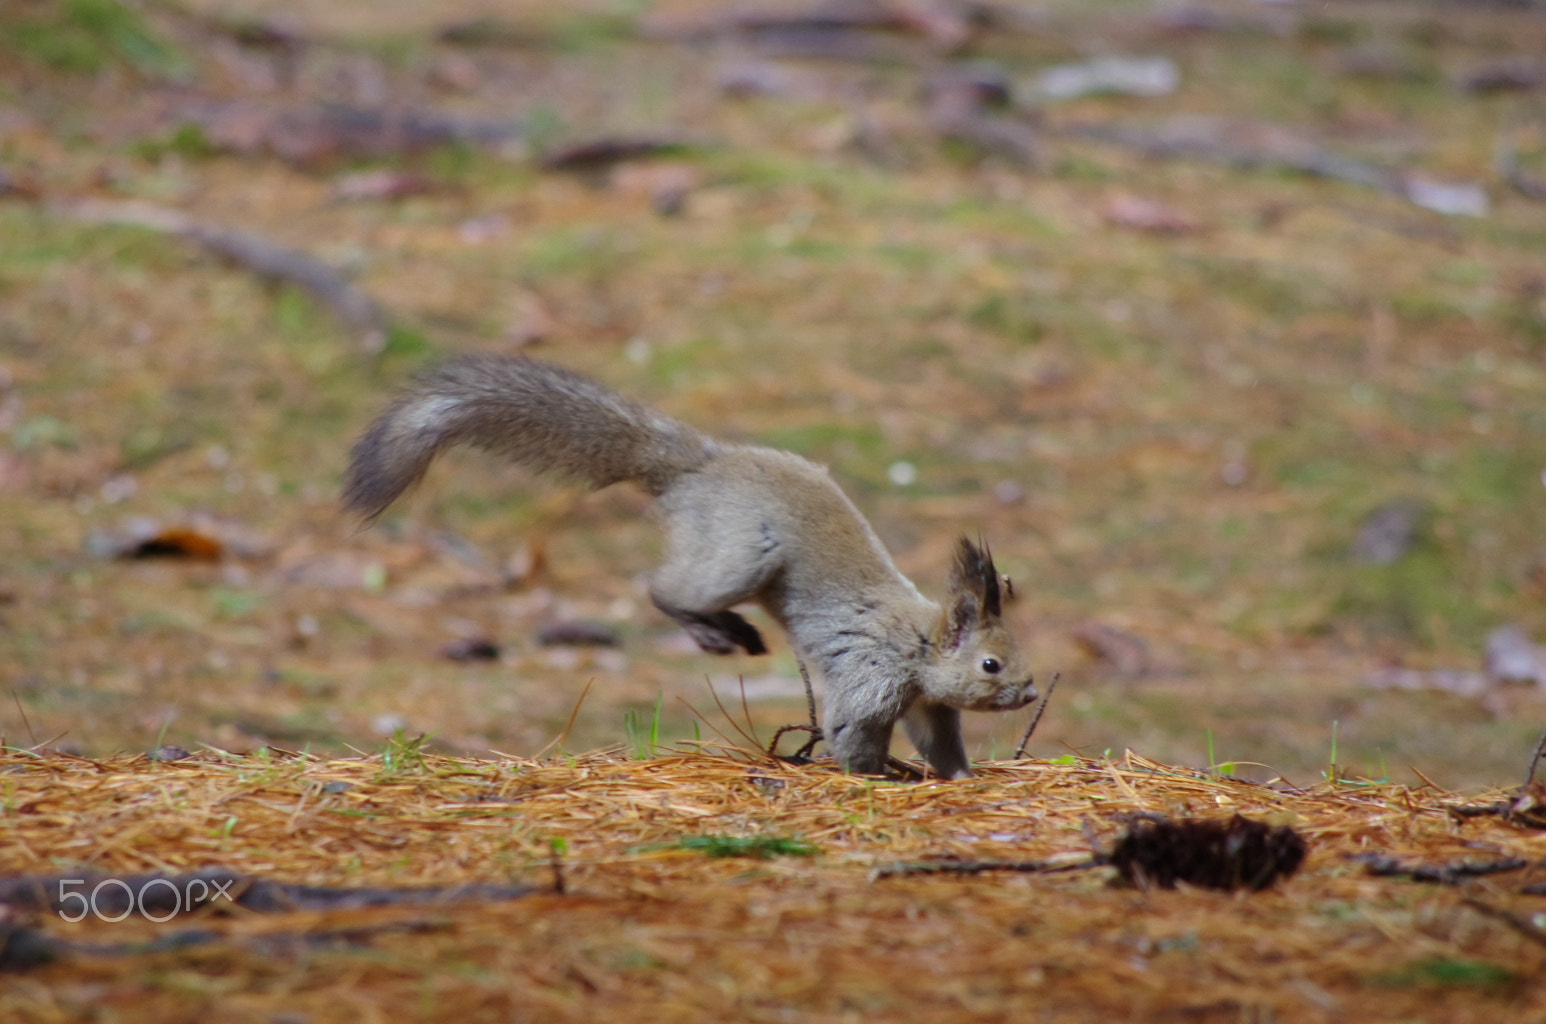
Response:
[[937, 590, 981, 651], [936, 537, 1001, 649], [948, 537, 1002, 618]]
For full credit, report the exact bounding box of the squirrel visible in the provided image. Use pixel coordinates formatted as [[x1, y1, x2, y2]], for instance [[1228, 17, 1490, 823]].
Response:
[[343, 355, 1037, 779]]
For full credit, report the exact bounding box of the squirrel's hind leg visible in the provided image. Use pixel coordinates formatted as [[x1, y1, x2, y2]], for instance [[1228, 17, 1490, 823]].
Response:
[[653, 604, 767, 656], [648, 511, 781, 657]]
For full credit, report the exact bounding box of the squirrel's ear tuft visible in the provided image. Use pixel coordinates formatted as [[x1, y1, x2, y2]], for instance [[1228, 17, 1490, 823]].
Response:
[[949, 536, 1002, 619], [935, 537, 1002, 651]]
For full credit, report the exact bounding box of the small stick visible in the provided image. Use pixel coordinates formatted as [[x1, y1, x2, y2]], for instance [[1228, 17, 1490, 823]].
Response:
[[798, 659, 818, 731], [533, 679, 595, 760], [549, 840, 568, 896], [674, 695, 742, 751], [1350, 852, 1531, 885], [872, 855, 1103, 881], [767, 722, 820, 759], [702, 678, 763, 750], [1013, 673, 1060, 759], [1463, 898, 1546, 950], [738, 676, 761, 748], [1522, 728, 1546, 789], [10, 690, 37, 746]]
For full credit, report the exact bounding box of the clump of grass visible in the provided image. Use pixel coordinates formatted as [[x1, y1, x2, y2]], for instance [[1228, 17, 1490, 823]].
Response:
[[624, 693, 663, 760], [6, 0, 187, 78], [380, 731, 429, 774], [1374, 957, 1520, 992]]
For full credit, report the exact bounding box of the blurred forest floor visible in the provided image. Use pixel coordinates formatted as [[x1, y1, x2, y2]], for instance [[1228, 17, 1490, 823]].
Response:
[[2, 0, 1545, 788]]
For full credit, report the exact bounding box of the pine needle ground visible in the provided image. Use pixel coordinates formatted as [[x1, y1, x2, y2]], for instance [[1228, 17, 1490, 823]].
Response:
[[3, 747, 1544, 1022]]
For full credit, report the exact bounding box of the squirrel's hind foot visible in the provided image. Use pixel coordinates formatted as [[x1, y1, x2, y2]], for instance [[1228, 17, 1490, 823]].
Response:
[[669, 609, 768, 656]]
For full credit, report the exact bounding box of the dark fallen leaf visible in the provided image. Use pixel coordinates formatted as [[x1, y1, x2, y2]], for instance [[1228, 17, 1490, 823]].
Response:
[[1110, 815, 1308, 892], [1457, 58, 1546, 94], [86, 518, 225, 561], [536, 620, 621, 648], [437, 17, 545, 48], [442, 636, 502, 662], [539, 137, 690, 173], [0, 925, 58, 971], [225, 16, 306, 51]]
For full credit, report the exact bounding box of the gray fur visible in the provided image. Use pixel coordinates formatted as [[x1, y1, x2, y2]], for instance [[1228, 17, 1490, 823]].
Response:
[[343, 355, 712, 519], [344, 355, 1037, 779]]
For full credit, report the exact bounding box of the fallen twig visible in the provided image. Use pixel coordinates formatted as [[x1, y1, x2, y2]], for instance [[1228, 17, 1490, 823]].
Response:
[[1014, 673, 1060, 759], [1462, 898, 1546, 950], [872, 854, 1103, 881], [1349, 853, 1532, 885], [1056, 117, 1488, 216], [1524, 729, 1546, 789], [539, 137, 691, 173], [52, 200, 392, 346]]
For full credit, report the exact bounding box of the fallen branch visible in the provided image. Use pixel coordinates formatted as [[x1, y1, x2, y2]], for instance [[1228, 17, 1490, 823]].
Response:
[[1056, 117, 1488, 216], [1349, 853, 1532, 885], [53, 199, 392, 346], [871, 854, 1103, 881]]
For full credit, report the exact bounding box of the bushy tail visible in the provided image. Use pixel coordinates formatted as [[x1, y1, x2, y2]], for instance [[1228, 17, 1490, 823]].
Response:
[[343, 355, 714, 520]]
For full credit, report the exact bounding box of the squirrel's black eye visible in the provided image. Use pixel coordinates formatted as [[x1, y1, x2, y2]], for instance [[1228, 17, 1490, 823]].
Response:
[[981, 657, 1002, 675]]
